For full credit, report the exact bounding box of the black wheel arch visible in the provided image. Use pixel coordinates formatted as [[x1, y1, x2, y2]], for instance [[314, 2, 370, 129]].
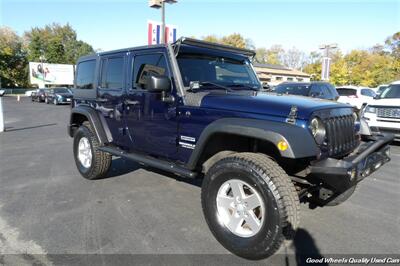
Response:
[[68, 105, 113, 145], [186, 118, 319, 170]]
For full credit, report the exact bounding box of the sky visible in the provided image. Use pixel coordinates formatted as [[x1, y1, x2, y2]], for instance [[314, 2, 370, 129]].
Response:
[[0, 0, 399, 54]]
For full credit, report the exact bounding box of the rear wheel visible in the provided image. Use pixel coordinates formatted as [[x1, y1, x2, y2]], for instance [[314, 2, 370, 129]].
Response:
[[73, 122, 111, 180], [201, 152, 300, 260], [45, 97, 49, 104], [53, 98, 58, 105]]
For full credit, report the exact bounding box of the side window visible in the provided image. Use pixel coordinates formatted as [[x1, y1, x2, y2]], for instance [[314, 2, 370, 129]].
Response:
[[76, 60, 96, 89], [100, 56, 124, 89], [361, 89, 375, 97], [309, 85, 322, 97], [133, 53, 170, 89]]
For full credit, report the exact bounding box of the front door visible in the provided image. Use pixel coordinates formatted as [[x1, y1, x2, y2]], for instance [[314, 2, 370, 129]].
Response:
[[124, 51, 178, 159], [96, 53, 129, 147]]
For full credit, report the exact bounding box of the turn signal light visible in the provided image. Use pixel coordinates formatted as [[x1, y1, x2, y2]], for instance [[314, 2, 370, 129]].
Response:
[[277, 140, 288, 151]]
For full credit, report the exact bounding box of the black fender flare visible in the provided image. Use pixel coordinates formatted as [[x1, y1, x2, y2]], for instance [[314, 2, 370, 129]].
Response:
[[186, 118, 319, 169], [68, 106, 112, 145]]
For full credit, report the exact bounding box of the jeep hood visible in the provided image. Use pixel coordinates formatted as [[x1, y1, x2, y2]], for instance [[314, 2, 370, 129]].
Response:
[[200, 92, 351, 119]]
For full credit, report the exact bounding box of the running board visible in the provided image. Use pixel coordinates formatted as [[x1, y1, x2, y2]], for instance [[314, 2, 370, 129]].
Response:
[[98, 146, 197, 178]]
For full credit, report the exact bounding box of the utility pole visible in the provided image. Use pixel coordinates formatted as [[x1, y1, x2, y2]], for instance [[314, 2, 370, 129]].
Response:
[[319, 43, 337, 81]]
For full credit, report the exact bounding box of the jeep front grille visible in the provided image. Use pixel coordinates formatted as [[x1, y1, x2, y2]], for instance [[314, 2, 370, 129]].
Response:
[[377, 107, 400, 119], [323, 115, 358, 157]]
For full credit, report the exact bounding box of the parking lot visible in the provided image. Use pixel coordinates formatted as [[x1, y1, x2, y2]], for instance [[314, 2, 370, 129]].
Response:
[[0, 96, 399, 265]]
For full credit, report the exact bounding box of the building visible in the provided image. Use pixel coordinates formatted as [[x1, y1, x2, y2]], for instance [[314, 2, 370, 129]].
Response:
[[253, 63, 311, 86]]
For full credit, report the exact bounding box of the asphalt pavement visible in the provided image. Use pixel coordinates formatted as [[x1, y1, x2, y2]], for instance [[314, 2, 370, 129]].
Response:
[[0, 96, 399, 265]]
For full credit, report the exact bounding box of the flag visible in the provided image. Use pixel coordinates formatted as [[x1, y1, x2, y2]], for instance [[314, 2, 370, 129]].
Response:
[[147, 20, 177, 45]]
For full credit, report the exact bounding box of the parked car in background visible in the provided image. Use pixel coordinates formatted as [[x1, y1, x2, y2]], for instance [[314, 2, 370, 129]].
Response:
[[336, 86, 376, 110], [363, 81, 400, 140], [24, 90, 36, 97], [376, 84, 389, 96], [0, 89, 5, 97], [31, 88, 47, 102], [46, 87, 73, 105], [274, 81, 339, 100]]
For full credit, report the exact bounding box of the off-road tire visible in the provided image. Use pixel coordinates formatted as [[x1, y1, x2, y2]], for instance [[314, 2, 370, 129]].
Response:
[[201, 152, 300, 260], [325, 185, 357, 206], [73, 121, 111, 180]]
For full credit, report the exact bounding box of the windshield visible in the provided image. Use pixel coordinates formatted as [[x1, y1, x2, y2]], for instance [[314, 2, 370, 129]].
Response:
[[177, 54, 261, 90], [275, 84, 311, 96], [54, 88, 70, 93], [380, 85, 400, 99]]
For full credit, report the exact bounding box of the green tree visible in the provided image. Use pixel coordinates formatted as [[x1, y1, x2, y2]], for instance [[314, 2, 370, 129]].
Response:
[[385, 31, 400, 59], [24, 23, 94, 65], [0, 27, 28, 87]]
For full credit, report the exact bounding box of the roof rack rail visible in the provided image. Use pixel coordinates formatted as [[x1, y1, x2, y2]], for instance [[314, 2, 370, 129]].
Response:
[[173, 37, 256, 57]]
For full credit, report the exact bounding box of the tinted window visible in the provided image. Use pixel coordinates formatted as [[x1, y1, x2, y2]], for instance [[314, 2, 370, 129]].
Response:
[[361, 88, 375, 97], [76, 60, 96, 89], [337, 88, 356, 96], [309, 85, 323, 97], [133, 53, 169, 89], [177, 54, 260, 88], [275, 84, 311, 96], [100, 57, 124, 89], [380, 85, 400, 99], [54, 88, 70, 93]]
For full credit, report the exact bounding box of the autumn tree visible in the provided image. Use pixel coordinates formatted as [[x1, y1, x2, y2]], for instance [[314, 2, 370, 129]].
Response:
[[0, 27, 28, 87]]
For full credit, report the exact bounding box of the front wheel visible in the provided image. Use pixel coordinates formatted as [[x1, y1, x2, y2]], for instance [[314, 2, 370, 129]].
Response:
[[73, 122, 111, 180], [53, 98, 58, 105], [201, 153, 300, 260]]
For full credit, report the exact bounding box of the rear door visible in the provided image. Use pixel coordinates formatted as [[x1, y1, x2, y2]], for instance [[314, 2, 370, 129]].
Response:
[[96, 53, 130, 147]]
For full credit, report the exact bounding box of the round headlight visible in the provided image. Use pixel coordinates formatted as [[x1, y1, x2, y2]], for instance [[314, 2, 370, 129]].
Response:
[[310, 117, 326, 144]]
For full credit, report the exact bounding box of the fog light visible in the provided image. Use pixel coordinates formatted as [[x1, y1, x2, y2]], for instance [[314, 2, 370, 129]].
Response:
[[374, 162, 382, 170], [277, 140, 288, 151]]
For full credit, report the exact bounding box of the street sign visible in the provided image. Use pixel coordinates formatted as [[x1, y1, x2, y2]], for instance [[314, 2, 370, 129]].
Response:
[[321, 57, 331, 80], [147, 20, 177, 45]]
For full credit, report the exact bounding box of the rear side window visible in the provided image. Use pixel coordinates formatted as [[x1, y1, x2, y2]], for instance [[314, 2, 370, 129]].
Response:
[[76, 60, 96, 89], [361, 88, 375, 97], [337, 88, 356, 96], [100, 56, 124, 89]]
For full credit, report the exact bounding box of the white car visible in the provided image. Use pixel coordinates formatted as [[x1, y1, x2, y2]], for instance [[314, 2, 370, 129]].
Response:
[[363, 81, 400, 140], [24, 90, 36, 97], [336, 86, 376, 110]]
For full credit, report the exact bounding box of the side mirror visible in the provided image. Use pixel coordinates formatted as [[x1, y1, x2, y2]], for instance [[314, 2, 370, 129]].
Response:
[[146, 74, 170, 92]]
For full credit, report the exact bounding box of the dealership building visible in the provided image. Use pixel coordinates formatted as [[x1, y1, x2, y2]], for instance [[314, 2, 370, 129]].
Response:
[[254, 63, 311, 86]]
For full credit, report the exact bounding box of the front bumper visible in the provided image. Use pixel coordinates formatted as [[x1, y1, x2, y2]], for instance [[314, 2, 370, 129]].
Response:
[[309, 133, 393, 192]]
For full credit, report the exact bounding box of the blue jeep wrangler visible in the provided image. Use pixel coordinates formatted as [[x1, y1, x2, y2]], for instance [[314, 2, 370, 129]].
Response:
[[68, 38, 392, 259]]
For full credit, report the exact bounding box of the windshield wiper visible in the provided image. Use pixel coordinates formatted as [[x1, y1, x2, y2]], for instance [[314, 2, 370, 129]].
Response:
[[227, 84, 260, 91], [188, 81, 233, 92]]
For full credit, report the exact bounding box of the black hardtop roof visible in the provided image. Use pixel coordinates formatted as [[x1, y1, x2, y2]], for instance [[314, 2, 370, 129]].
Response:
[[77, 37, 256, 62]]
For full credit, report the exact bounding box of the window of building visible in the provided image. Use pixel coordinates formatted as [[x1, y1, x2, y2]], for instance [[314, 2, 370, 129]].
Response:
[[297, 78, 304, 81], [275, 76, 283, 81], [76, 60, 96, 89], [287, 77, 294, 81]]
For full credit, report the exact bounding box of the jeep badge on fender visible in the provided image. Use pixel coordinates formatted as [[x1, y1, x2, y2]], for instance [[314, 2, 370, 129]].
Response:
[[67, 37, 393, 260]]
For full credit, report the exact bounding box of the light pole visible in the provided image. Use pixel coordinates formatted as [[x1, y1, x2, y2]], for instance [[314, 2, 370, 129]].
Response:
[[319, 43, 337, 80], [39, 53, 46, 88], [149, 0, 177, 44]]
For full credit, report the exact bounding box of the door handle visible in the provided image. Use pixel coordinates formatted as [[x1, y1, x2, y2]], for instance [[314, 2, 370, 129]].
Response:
[[125, 100, 139, 105]]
